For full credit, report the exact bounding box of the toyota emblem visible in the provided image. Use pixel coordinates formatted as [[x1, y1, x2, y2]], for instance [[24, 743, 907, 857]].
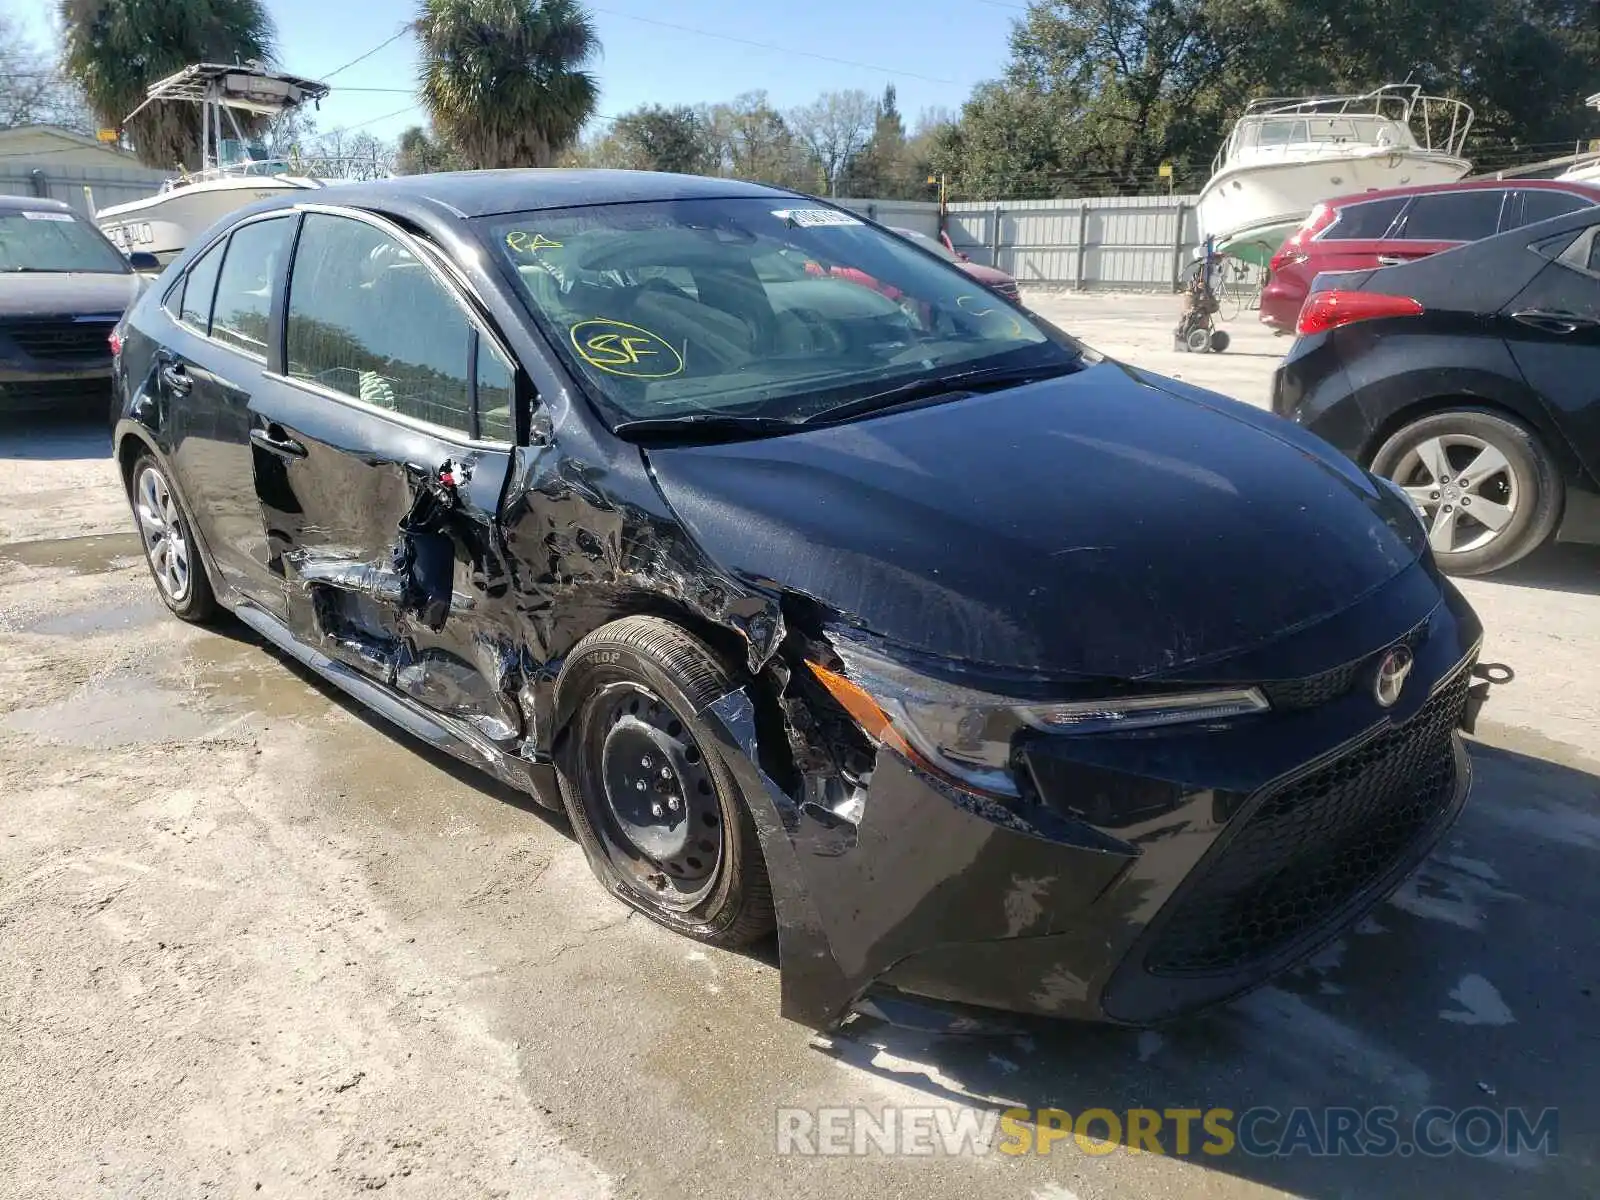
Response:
[[1373, 645, 1415, 708]]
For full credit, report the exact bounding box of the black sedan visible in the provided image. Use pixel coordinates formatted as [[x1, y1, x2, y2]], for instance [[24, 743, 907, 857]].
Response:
[[1273, 202, 1600, 575], [111, 170, 1487, 1032], [1, 195, 157, 414]]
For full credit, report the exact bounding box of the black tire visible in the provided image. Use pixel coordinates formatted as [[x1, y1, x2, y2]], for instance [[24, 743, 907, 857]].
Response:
[[1185, 326, 1211, 352], [128, 452, 219, 623], [1369, 408, 1563, 576], [554, 616, 775, 947], [1209, 329, 1231, 353]]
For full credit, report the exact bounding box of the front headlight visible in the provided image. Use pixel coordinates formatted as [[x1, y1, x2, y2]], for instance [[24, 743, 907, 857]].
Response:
[[807, 641, 1269, 797]]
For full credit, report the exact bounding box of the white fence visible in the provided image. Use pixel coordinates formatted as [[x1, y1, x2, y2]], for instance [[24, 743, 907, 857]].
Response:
[[0, 162, 170, 215], [841, 193, 1229, 292]]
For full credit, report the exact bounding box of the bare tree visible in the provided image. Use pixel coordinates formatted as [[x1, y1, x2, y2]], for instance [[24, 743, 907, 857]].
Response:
[[0, 14, 94, 132], [788, 89, 876, 196]]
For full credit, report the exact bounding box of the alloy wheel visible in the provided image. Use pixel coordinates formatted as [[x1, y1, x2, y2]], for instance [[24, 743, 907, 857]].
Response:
[[1391, 434, 1518, 556], [134, 466, 192, 603]]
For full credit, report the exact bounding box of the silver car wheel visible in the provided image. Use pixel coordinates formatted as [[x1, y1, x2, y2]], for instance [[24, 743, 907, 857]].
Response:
[[135, 465, 191, 603], [1393, 433, 1518, 556]]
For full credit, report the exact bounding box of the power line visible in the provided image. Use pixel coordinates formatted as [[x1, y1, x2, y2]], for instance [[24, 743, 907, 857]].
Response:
[[317, 27, 411, 82], [587, 6, 957, 85]]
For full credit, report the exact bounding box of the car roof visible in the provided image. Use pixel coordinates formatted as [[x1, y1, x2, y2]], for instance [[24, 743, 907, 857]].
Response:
[[1324, 177, 1600, 209], [294, 169, 805, 220], [0, 195, 75, 214]]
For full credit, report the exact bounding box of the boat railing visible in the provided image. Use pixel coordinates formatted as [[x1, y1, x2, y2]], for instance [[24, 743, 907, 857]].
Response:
[[161, 159, 296, 192], [1214, 84, 1474, 175]]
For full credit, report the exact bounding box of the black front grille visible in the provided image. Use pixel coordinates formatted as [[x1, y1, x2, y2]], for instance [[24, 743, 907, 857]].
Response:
[[5, 319, 115, 363], [1146, 662, 1473, 976], [0, 378, 110, 406], [1261, 621, 1430, 711]]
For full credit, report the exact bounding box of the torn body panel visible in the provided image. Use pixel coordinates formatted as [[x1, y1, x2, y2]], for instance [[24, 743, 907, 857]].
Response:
[[694, 568, 1485, 1032]]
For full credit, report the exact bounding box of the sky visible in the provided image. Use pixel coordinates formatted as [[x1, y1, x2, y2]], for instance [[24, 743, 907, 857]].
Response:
[[14, 0, 1022, 143]]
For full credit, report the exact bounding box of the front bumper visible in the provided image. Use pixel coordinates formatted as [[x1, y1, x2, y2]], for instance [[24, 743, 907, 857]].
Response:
[[702, 569, 1483, 1031]]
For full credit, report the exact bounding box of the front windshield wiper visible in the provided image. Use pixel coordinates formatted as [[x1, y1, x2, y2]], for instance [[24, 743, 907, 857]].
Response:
[[800, 360, 1083, 427], [612, 413, 805, 443]]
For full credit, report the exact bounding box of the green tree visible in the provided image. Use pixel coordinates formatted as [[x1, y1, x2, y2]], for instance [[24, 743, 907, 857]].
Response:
[[611, 104, 713, 174], [395, 124, 466, 174], [705, 91, 810, 189], [416, 0, 599, 169], [843, 83, 919, 197], [59, 0, 277, 168]]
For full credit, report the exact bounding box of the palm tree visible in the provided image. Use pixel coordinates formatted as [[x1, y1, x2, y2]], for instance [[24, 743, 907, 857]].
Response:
[[416, 0, 599, 169], [59, 0, 277, 170]]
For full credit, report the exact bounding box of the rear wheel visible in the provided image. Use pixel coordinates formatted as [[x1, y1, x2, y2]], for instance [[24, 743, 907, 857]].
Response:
[[555, 616, 775, 947], [1370, 409, 1563, 575], [130, 453, 218, 622]]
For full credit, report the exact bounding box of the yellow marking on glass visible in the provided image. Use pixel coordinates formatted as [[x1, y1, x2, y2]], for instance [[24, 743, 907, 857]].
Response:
[[506, 231, 564, 253], [570, 319, 685, 379]]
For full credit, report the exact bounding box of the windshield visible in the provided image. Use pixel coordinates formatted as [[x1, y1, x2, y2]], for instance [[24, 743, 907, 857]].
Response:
[[893, 227, 961, 263], [483, 198, 1080, 428], [0, 209, 130, 274]]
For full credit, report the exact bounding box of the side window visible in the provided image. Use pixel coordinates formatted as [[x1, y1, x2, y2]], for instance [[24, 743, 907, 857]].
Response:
[[1519, 190, 1594, 228], [1397, 191, 1506, 242], [476, 340, 516, 442], [179, 241, 225, 332], [1326, 197, 1405, 240], [286, 213, 473, 434], [210, 217, 294, 359]]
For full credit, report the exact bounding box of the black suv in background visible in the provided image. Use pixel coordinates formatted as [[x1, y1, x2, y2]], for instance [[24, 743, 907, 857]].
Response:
[[0, 195, 156, 414]]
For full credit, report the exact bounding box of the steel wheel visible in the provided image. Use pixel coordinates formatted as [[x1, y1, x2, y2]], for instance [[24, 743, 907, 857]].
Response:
[[584, 681, 726, 912], [1392, 434, 1517, 556], [135, 464, 192, 603]]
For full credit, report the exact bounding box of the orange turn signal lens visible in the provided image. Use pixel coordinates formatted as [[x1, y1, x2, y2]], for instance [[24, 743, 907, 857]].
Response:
[[805, 660, 912, 756]]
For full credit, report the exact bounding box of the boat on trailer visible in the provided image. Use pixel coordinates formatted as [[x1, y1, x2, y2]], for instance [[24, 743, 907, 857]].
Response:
[[1197, 84, 1474, 267], [1556, 93, 1600, 184], [96, 62, 331, 265]]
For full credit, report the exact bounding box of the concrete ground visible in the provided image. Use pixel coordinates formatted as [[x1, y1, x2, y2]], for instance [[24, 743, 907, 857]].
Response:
[[0, 292, 1595, 1200]]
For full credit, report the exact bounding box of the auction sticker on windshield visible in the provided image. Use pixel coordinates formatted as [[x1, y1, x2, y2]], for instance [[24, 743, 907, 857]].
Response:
[[772, 209, 862, 228]]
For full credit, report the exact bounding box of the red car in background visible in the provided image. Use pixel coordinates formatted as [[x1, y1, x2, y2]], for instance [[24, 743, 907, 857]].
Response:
[[1259, 178, 1600, 333], [890, 227, 1022, 302]]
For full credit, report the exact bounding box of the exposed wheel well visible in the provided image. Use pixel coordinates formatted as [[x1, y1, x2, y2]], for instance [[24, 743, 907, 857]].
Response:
[[116, 431, 153, 496], [1360, 395, 1556, 470]]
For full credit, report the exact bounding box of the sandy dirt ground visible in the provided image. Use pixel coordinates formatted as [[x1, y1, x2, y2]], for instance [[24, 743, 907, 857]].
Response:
[[0, 292, 1595, 1200]]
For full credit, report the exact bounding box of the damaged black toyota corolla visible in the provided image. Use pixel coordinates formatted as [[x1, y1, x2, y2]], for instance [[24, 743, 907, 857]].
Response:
[[111, 171, 1492, 1031]]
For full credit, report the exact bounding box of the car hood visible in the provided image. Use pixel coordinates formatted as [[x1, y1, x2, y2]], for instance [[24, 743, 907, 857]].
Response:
[[645, 360, 1427, 679], [0, 271, 143, 318], [958, 261, 1015, 288]]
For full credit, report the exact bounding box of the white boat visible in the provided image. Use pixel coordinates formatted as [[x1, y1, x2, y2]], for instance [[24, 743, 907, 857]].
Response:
[[96, 63, 331, 265], [1556, 93, 1600, 183], [1197, 85, 1474, 267]]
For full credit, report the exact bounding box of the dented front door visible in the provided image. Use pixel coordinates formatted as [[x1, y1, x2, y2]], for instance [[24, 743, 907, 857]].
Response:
[[249, 381, 521, 741], [248, 207, 525, 744]]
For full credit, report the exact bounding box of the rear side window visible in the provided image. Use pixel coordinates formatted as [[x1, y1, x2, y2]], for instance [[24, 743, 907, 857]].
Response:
[[210, 217, 293, 359], [1327, 197, 1405, 240], [179, 241, 225, 332], [1397, 190, 1507, 241], [477, 341, 515, 441], [1519, 190, 1594, 227], [285, 213, 475, 435]]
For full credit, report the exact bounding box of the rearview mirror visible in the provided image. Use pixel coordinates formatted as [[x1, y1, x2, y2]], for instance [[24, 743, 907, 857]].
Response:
[[128, 251, 160, 272]]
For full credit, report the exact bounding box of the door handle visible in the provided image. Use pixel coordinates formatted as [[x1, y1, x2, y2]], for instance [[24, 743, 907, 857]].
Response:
[[159, 361, 192, 395], [1375, 255, 1410, 267], [250, 424, 307, 458], [1510, 309, 1597, 335]]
